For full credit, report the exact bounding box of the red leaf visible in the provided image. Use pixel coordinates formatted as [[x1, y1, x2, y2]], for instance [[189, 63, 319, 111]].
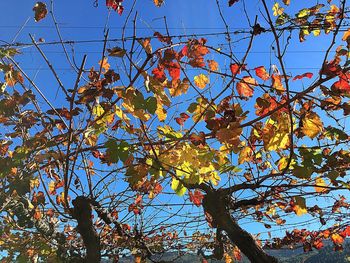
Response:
[[320, 58, 342, 76], [166, 61, 181, 81], [152, 66, 167, 82], [313, 240, 324, 250], [106, 0, 124, 14], [331, 73, 350, 94], [230, 63, 245, 75], [189, 190, 204, 207], [175, 112, 190, 125], [292, 72, 313, 81]]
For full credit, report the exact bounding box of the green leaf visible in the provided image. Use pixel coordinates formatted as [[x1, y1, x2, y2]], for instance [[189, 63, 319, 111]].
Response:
[[324, 127, 348, 141], [292, 165, 313, 179], [145, 97, 157, 114], [134, 92, 146, 110]]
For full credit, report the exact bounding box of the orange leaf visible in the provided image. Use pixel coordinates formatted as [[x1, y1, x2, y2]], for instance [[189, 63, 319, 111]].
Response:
[[331, 233, 344, 245], [207, 60, 219, 71], [271, 74, 285, 92], [255, 66, 270, 80], [99, 58, 110, 72], [236, 76, 257, 97], [230, 63, 245, 75]]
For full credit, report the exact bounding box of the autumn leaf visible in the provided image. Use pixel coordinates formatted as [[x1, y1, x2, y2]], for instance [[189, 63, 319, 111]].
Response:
[[331, 233, 344, 245], [236, 76, 257, 97], [175, 113, 190, 126], [33, 2, 47, 22], [154, 32, 171, 44], [107, 46, 126, 57], [153, 0, 164, 7], [342, 28, 350, 41], [292, 72, 313, 81], [314, 177, 327, 193], [216, 123, 242, 147], [169, 78, 190, 97], [171, 178, 186, 196], [189, 190, 204, 207], [293, 196, 307, 216], [271, 74, 285, 92], [230, 63, 245, 75], [98, 58, 110, 72], [238, 146, 253, 164], [194, 74, 209, 89], [207, 60, 219, 71], [155, 102, 167, 122], [272, 3, 284, 16], [301, 112, 323, 139], [167, 61, 181, 81], [255, 66, 270, 80]]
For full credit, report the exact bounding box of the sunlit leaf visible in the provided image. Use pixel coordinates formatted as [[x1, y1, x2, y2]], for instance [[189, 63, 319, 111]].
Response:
[[194, 74, 209, 89], [301, 112, 323, 139], [255, 66, 270, 80], [272, 3, 284, 16]]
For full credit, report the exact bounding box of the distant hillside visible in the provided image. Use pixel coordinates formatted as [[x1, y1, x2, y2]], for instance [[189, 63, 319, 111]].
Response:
[[116, 241, 350, 263]]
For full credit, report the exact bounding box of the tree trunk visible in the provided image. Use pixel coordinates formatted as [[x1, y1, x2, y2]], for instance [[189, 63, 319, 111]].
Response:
[[72, 196, 101, 263], [202, 191, 278, 263]]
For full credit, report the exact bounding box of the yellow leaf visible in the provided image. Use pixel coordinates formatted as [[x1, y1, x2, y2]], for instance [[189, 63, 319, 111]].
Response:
[[238, 147, 253, 164], [171, 178, 187, 196], [301, 112, 323, 139], [314, 177, 327, 193], [331, 233, 344, 244], [342, 29, 350, 41], [98, 57, 110, 72], [263, 115, 290, 151], [30, 177, 40, 189], [272, 3, 284, 16], [294, 196, 307, 216], [155, 102, 167, 122], [194, 74, 209, 89], [277, 156, 295, 171]]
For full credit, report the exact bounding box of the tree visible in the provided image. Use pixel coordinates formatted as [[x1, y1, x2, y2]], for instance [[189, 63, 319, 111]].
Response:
[[1, 0, 350, 262]]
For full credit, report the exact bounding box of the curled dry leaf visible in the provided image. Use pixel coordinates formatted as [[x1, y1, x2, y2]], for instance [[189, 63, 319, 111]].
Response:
[[33, 2, 48, 22]]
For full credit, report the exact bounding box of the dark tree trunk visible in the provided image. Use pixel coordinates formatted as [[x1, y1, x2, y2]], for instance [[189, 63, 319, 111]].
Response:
[[202, 191, 278, 263], [72, 196, 101, 263]]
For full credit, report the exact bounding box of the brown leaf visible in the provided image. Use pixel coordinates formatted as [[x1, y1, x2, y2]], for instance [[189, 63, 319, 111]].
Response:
[[33, 2, 48, 22]]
